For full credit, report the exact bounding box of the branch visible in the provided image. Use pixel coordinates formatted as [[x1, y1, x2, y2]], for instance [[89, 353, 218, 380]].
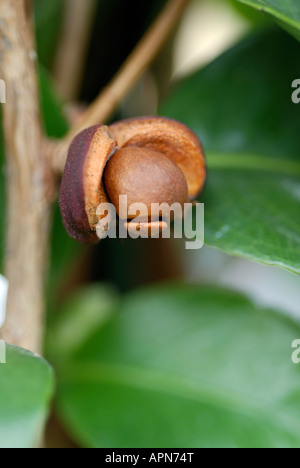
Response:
[[53, 0, 97, 101], [0, 0, 51, 353], [50, 0, 190, 174]]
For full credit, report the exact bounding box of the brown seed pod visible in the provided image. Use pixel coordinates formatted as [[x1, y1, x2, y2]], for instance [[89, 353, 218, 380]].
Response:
[[59, 116, 206, 244]]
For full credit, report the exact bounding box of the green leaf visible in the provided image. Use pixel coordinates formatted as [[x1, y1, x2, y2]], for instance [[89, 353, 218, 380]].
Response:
[[34, 0, 63, 68], [46, 284, 119, 361], [39, 66, 69, 138], [235, 0, 300, 41], [0, 344, 54, 448], [56, 285, 300, 448], [229, 0, 270, 25], [161, 29, 300, 274]]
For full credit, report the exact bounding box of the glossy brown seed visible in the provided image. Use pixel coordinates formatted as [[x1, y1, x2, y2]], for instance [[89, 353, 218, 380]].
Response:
[[104, 146, 188, 219]]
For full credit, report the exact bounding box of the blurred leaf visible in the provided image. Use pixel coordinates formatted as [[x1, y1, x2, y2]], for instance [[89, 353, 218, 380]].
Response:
[[161, 29, 300, 274], [235, 0, 300, 41], [39, 66, 69, 138], [56, 284, 300, 448], [47, 284, 119, 361], [47, 205, 83, 300], [0, 344, 54, 448], [229, 0, 270, 25], [34, 0, 63, 68]]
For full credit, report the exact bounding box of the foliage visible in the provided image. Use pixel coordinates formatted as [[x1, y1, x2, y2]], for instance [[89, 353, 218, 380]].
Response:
[[162, 29, 300, 274], [0, 345, 54, 448]]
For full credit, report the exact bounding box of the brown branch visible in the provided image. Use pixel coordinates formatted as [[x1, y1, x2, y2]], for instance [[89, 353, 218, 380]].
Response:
[[50, 0, 190, 175], [0, 0, 52, 353], [53, 0, 97, 102]]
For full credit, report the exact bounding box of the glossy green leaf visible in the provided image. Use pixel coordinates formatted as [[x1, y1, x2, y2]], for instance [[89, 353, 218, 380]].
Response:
[[0, 344, 54, 448], [56, 285, 300, 448], [161, 29, 300, 274], [230, 0, 270, 25], [235, 0, 300, 41]]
